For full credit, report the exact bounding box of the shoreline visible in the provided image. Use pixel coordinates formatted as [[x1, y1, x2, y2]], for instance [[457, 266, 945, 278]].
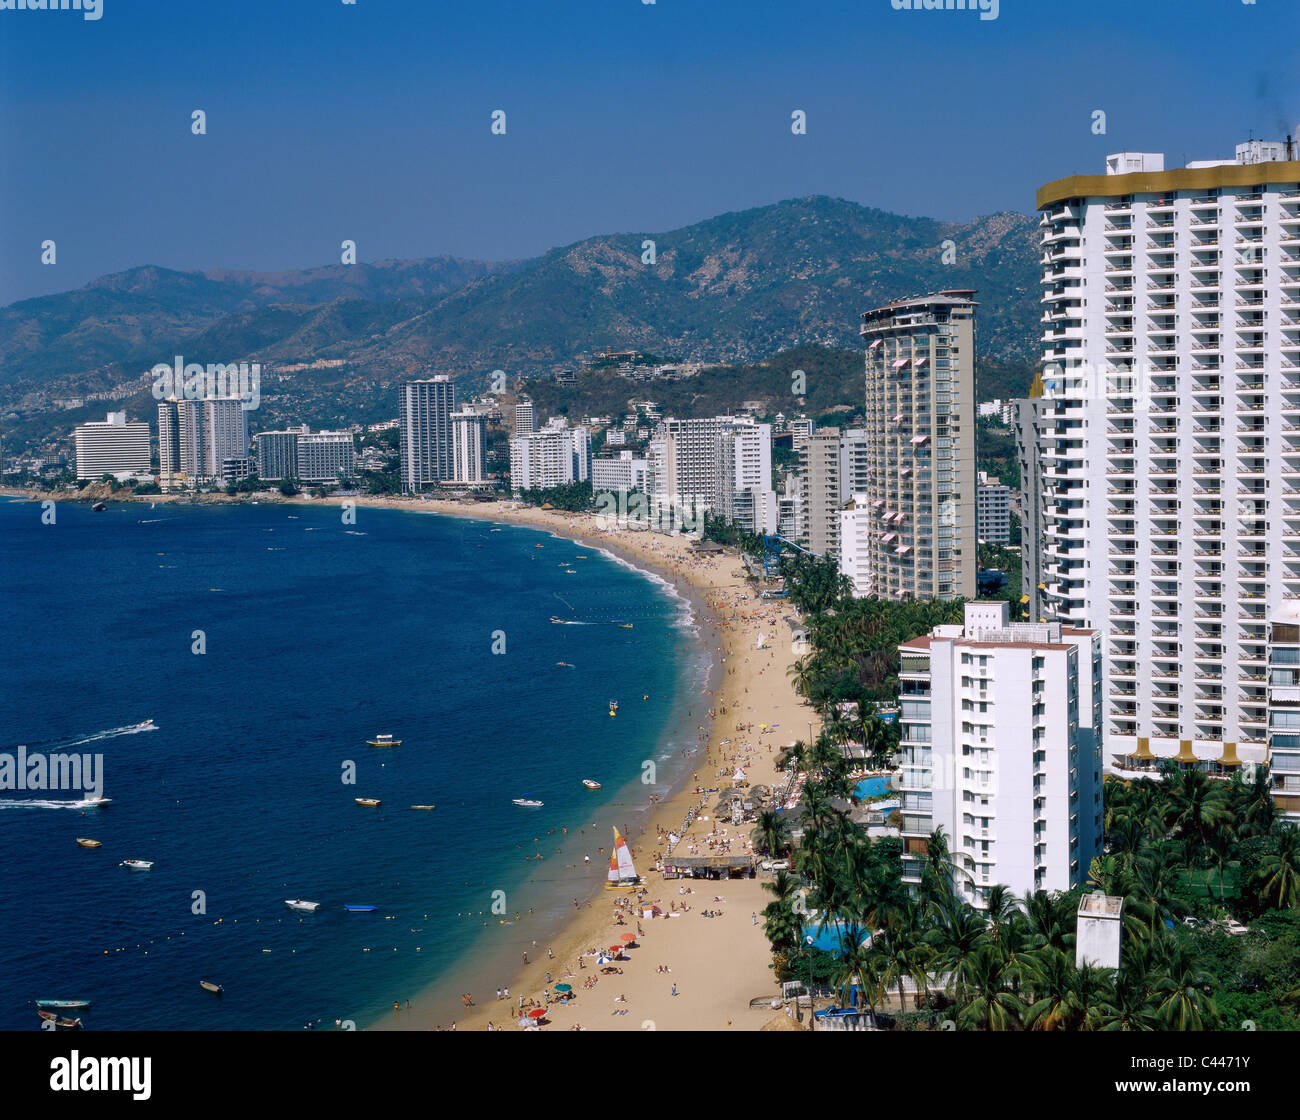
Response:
[[6, 487, 814, 1031]]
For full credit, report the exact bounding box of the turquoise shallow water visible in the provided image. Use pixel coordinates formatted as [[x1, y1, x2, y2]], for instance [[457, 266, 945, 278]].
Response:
[[0, 499, 707, 1030]]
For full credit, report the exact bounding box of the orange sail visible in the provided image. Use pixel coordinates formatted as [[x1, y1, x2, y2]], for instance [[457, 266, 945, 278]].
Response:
[[607, 826, 638, 884]]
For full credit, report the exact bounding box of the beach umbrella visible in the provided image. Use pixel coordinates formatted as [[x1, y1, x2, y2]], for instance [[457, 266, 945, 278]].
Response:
[[554, 983, 572, 992], [620, 934, 636, 942], [597, 955, 612, 964], [517, 1018, 530, 1029], [527, 1008, 547, 1019]]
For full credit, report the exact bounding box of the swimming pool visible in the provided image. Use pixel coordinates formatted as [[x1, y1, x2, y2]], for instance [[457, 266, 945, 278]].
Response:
[[854, 775, 892, 800]]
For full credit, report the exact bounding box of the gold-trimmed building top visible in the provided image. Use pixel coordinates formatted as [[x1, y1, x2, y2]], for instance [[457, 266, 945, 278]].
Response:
[[1037, 160, 1300, 211]]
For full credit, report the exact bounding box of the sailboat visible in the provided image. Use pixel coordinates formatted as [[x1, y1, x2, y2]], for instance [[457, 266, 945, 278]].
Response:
[[605, 826, 640, 889]]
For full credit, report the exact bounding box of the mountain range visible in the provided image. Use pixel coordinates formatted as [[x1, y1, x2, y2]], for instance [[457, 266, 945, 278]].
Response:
[[0, 196, 1042, 447]]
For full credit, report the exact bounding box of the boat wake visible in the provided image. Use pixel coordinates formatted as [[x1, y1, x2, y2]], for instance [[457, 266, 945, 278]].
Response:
[[8, 720, 157, 752], [0, 796, 110, 811]]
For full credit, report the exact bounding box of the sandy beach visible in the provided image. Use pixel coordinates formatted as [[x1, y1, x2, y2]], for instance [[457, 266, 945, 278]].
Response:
[[10, 488, 814, 1031], [362, 498, 817, 1032]]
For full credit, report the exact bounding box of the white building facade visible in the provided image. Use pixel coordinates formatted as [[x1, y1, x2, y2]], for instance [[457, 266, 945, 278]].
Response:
[[73, 412, 150, 481], [1035, 141, 1300, 774], [897, 602, 1103, 908]]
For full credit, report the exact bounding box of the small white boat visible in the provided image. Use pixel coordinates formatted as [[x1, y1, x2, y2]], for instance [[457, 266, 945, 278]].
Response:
[[84, 796, 112, 807], [285, 899, 321, 912], [410, 804, 437, 811], [582, 779, 602, 791], [366, 734, 401, 748], [512, 798, 543, 808], [199, 980, 224, 994], [119, 859, 154, 870], [355, 798, 381, 807]]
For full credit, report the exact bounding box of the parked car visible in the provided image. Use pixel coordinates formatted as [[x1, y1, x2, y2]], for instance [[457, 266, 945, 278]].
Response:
[[762, 859, 791, 871]]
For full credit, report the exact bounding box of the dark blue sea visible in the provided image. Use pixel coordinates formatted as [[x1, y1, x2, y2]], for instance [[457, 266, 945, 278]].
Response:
[[0, 499, 710, 1030]]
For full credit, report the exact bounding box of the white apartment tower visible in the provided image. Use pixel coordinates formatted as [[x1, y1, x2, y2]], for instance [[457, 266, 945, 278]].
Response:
[[976, 471, 1011, 544], [897, 601, 1103, 908], [201, 398, 249, 480], [799, 428, 841, 557], [451, 410, 488, 483], [515, 400, 536, 437], [1035, 140, 1300, 774], [399, 377, 456, 492], [862, 291, 978, 600], [73, 412, 151, 481]]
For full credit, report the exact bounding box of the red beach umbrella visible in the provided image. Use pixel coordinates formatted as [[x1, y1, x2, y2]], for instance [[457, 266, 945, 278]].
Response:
[[527, 1008, 547, 1019]]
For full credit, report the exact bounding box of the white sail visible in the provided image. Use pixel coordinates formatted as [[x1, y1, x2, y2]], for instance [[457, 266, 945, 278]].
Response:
[[608, 826, 638, 882]]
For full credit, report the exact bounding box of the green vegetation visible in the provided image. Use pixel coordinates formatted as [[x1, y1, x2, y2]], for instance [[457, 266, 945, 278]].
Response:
[[975, 415, 1020, 491], [780, 553, 965, 704], [515, 480, 593, 512], [761, 564, 1300, 1028]]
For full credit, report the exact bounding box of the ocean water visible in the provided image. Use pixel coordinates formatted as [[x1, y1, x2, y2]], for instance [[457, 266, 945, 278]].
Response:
[[0, 499, 709, 1030]]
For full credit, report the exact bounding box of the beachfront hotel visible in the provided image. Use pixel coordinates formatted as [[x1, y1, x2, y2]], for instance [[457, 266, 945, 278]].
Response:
[[72, 411, 151, 481], [897, 601, 1103, 907], [297, 430, 356, 486], [253, 428, 306, 482], [799, 427, 841, 557], [156, 395, 246, 489], [1033, 139, 1300, 783], [861, 290, 978, 600], [399, 376, 456, 492], [451, 410, 488, 483]]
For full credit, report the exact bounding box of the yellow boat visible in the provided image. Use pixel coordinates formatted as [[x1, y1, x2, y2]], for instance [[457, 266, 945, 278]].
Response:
[[76, 838, 101, 849], [355, 798, 382, 807], [367, 734, 401, 747], [582, 779, 601, 791]]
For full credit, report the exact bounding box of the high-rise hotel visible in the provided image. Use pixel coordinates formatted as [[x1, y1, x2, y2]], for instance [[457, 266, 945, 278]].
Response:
[[860, 291, 978, 600], [399, 376, 456, 492], [1034, 139, 1300, 796]]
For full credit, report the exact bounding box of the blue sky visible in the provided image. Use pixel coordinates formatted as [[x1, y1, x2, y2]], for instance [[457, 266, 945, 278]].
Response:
[[2, 0, 1298, 305]]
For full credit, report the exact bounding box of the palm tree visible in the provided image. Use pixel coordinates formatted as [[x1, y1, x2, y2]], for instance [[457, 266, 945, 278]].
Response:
[[925, 897, 987, 1010], [958, 944, 1024, 1031], [1250, 826, 1300, 911], [1152, 942, 1220, 1031], [1236, 763, 1275, 838], [755, 809, 789, 858], [1023, 946, 1077, 1030]]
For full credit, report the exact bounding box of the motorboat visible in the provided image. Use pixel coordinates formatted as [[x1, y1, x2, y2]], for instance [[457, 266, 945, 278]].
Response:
[[35, 999, 90, 1011], [366, 734, 401, 747], [76, 838, 101, 849], [410, 804, 437, 811], [355, 798, 381, 807], [608, 699, 619, 717], [84, 796, 112, 807], [344, 904, 377, 912], [512, 798, 543, 808], [199, 980, 224, 994], [285, 899, 321, 912], [119, 859, 154, 870], [582, 780, 601, 791]]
